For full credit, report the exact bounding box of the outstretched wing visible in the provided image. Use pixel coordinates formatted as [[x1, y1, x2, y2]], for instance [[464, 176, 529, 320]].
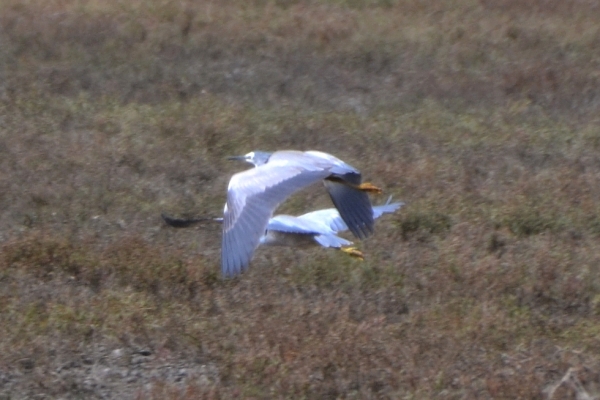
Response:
[[267, 215, 331, 235], [313, 234, 354, 248], [222, 164, 329, 277], [294, 208, 348, 233]]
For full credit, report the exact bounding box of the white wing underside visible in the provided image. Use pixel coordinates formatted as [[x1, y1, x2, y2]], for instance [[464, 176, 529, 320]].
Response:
[[222, 163, 331, 277], [266, 214, 351, 248]]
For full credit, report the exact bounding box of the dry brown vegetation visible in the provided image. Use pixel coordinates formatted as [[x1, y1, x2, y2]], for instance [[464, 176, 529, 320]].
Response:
[[1, 0, 600, 398]]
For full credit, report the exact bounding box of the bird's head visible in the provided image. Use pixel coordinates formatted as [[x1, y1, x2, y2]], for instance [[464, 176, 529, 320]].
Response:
[[228, 151, 272, 167]]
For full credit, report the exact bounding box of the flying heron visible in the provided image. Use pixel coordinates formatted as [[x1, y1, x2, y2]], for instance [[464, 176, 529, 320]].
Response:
[[162, 197, 402, 261], [222, 150, 382, 277], [259, 196, 403, 259]]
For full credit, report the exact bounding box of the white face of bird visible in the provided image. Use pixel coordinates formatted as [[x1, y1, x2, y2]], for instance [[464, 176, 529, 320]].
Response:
[[228, 151, 271, 167], [245, 151, 271, 166], [244, 151, 256, 163]]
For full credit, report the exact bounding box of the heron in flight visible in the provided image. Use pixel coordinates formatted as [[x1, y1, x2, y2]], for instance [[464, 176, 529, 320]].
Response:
[[222, 150, 382, 277], [162, 197, 402, 262], [259, 196, 403, 259]]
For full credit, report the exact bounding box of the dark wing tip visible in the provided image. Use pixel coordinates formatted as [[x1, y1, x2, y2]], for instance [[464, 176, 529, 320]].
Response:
[[324, 180, 375, 240]]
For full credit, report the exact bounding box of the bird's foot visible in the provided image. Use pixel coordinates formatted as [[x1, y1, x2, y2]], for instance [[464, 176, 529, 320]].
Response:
[[358, 182, 383, 194], [341, 247, 364, 260]]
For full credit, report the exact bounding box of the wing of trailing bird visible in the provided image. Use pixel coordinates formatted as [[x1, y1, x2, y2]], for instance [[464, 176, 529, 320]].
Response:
[[267, 215, 331, 235], [222, 164, 329, 277], [295, 208, 348, 233], [313, 233, 353, 248]]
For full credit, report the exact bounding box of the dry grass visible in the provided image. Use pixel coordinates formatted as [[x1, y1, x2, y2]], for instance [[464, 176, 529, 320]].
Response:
[[1, 0, 600, 398]]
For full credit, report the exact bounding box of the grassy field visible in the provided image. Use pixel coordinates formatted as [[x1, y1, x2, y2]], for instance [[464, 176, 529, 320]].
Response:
[[1, 0, 600, 398]]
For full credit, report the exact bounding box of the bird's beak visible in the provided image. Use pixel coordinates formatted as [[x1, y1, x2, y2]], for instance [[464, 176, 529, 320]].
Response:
[[227, 155, 246, 161]]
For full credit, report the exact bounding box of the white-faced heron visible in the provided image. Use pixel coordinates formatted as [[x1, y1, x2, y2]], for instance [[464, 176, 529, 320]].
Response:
[[162, 197, 402, 262], [222, 150, 382, 277], [260, 196, 403, 259]]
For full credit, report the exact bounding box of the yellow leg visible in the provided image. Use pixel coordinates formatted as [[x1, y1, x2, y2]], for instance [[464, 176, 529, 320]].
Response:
[[357, 182, 383, 194], [340, 247, 364, 260]]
